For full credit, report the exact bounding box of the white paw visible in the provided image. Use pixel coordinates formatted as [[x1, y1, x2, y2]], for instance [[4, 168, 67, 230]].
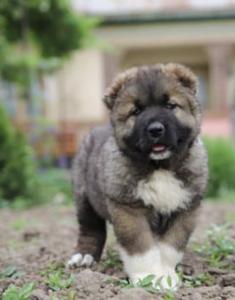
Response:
[[131, 270, 181, 291], [67, 253, 94, 268]]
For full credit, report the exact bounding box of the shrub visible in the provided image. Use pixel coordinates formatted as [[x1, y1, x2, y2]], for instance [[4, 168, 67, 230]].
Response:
[[36, 168, 72, 205], [204, 137, 235, 198], [0, 106, 37, 203]]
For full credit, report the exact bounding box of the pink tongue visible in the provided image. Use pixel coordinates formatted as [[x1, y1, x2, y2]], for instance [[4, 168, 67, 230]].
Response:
[[152, 144, 166, 152]]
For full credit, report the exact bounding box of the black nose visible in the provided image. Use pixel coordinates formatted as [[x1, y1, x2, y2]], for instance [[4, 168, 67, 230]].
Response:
[[147, 122, 165, 139]]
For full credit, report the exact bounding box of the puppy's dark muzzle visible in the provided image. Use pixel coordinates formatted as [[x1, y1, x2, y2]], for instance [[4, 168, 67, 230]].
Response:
[[147, 121, 165, 141]]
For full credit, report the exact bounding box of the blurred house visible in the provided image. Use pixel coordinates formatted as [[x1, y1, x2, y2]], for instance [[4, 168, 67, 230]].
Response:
[[2, 0, 235, 162], [48, 0, 235, 145]]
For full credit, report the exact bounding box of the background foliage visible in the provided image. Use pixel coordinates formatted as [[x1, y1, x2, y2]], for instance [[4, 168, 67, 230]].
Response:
[[0, 106, 72, 208], [0, 0, 96, 206], [204, 137, 235, 199], [0, 106, 36, 203], [0, 0, 98, 86]]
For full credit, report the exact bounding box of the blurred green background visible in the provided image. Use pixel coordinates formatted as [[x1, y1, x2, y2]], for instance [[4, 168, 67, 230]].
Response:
[[0, 0, 96, 208], [1, 0, 235, 209]]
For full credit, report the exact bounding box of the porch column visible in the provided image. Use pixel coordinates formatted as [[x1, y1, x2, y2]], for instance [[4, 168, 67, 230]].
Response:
[[102, 52, 121, 120], [103, 52, 121, 89], [207, 45, 231, 114]]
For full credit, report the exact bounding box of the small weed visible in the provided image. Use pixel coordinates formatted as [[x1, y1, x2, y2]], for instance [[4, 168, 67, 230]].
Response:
[[49, 290, 77, 300], [0, 266, 23, 279], [46, 271, 74, 291], [136, 274, 162, 293], [102, 248, 122, 270], [67, 290, 77, 300], [226, 212, 235, 223], [41, 262, 74, 292], [49, 296, 59, 300], [7, 239, 22, 249], [40, 261, 65, 277], [163, 291, 175, 300], [110, 274, 175, 294], [1, 168, 73, 209], [105, 277, 131, 289], [194, 223, 235, 267], [2, 282, 35, 300], [36, 168, 73, 207], [183, 272, 214, 287], [11, 219, 28, 231]]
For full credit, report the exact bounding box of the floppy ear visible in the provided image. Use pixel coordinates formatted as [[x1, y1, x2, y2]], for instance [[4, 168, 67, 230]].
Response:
[[103, 76, 125, 110], [164, 63, 198, 94], [103, 68, 138, 110]]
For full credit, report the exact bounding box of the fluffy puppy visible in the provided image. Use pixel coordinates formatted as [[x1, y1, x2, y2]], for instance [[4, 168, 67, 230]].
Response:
[[68, 63, 208, 290]]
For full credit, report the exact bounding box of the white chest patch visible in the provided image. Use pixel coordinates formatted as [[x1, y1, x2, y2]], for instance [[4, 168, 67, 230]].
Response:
[[136, 170, 191, 214]]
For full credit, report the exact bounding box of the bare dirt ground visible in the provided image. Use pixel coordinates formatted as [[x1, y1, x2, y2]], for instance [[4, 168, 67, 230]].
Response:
[[0, 202, 235, 300]]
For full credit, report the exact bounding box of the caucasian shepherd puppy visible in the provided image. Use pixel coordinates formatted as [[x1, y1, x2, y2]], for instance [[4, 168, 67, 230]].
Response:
[[68, 64, 208, 290]]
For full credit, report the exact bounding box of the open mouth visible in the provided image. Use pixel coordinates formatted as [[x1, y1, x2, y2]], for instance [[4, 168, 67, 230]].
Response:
[[152, 144, 167, 153], [150, 144, 171, 160]]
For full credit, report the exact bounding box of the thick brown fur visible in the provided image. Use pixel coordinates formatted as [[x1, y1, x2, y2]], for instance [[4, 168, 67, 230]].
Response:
[[71, 63, 208, 274]]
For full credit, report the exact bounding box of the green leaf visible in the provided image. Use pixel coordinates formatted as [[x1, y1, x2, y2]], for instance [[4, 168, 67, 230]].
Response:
[[167, 275, 172, 288], [20, 282, 35, 298], [154, 275, 164, 289], [0, 0, 98, 85], [2, 282, 35, 300], [0, 266, 17, 278], [138, 274, 155, 287]]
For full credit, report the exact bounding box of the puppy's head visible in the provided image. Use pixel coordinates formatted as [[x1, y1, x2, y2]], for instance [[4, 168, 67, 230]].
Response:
[[104, 64, 201, 163]]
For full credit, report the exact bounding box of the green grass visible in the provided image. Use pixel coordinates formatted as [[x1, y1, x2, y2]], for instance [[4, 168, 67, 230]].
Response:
[[40, 262, 65, 277], [0, 266, 76, 300], [194, 223, 235, 268], [204, 137, 235, 199], [102, 248, 122, 271], [0, 266, 23, 279], [183, 272, 214, 287], [36, 168, 72, 205], [206, 188, 235, 202], [45, 271, 75, 292], [110, 274, 176, 295], [40, 261, 75, 293], [0, 168, 72, 209], [11, 219, 28, 231], [163, 292, 175, 300], [49, 290, 77, 300], [2, 282, 35, 300], [226, 212, 235, 223], [40, 263, 77, 299]]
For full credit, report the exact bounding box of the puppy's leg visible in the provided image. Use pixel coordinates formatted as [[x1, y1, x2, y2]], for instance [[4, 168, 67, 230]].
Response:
[[157, 205, 201, 289], [147, 207, 199, 290], [111, 203, 200, 290], [111, 203, 179, 290], [68, 196, 106, 268]]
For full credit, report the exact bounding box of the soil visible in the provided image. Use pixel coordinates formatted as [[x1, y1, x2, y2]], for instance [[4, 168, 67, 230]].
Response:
[[0, 202, 235, 300]]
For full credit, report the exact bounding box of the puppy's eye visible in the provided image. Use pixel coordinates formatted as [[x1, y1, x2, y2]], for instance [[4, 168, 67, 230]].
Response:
[[165, 102, 178, 110], [130, 105, 143, 116]]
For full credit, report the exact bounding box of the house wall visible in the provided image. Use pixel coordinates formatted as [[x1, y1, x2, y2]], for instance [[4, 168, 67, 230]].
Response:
[[45, 49, 106, 124], [43, 18, 235, 140], [95, 21, 235, 49], [119, 46, 209, 108]]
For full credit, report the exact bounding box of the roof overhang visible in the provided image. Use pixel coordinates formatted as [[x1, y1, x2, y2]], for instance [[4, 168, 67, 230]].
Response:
[[98, 9, 235, 26]]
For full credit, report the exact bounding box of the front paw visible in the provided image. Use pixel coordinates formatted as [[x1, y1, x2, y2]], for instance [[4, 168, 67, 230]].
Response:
[[130, 270, 181, 291], [67, 253, 94, 268]]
